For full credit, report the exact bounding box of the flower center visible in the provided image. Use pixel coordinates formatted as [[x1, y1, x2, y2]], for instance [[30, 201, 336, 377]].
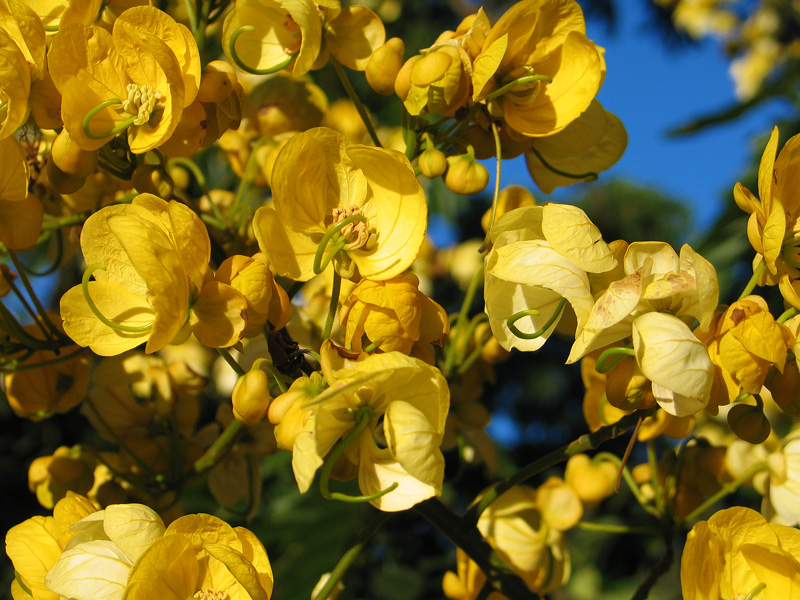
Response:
[[122, 83, 162, 126], [332, 206, 374, 251], [502, 65, 544, 105]]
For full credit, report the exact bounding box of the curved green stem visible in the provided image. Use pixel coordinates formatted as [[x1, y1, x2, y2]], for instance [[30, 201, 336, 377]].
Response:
[[507, 298, 567, 340], [330, 56, 382, 147], [322, 272, 342, 342], [83, 99, 136, 140], [228, 26, 296, 74], [193, 418, 245, 474], [82, 264, 154, 333], [320, 408, 398, 503], [527, 146, 598, 182], [479, 122, 503, 253], [778, 307, 799, 324], [252, 357, 289, 394], [485, 74, 553, 100], [744, 583, 767, 600], [313, 215, 367, 275], [739, 256, 766, 300], [595, 346, 635, 373]]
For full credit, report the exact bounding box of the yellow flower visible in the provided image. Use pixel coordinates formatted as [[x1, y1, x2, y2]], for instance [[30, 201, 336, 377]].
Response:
[[764, 434, 800, 526], [125, 514, 273, 600], [289, 352, 449, 511], [28, 446, 96, 509], [253, 127, 427, 282], [682, 506, 800, 600], [340, 273, 449, 363], [734, 127, 800, 284], [5, 494, 98, 600], [48, 6, 200, 152], [484, 203, 617, 352], [44, 503, 166, 600], [60, 194, 247, 356], [472, 0, 605, 138]]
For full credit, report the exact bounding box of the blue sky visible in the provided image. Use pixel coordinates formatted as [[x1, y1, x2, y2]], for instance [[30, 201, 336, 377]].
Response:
[[498, 0, 795, 239]]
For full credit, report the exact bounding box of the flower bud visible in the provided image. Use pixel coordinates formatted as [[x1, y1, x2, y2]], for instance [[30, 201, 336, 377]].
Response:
[[444, 148, 489, 195], [418, 143, 447, 179], [45, 157, 86, 194], [565, 454, 618, 506], [366, 37, 405, 96], [132, 164, 175, 199], [727, 402, 771, 444], [51, 130, 99, 178], [198, 60, 239, 103], [232, 369, 271, 425]]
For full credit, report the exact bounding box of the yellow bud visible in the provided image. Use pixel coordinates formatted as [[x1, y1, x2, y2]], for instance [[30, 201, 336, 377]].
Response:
[[564, 454, 618, 506], [418, 144, 447, 179], [132, 164, 175, 200], [45, 157, 86, 194], [232, 369, 271, 425], [410, 51, 452, 87], [393, 55, 419, 101], [51, 130, 99, 178], [167, 164, 191, 191], [766, 360, 800, 417], [366, 37, 405, 96], [198, 60, 239, 103], [444, 149, 489, 195], [727, 402, 771, 444]]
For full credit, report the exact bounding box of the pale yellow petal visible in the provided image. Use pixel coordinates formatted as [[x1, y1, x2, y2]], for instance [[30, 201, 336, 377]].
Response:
[[190, 280, 247, 348], [326, 5, 385, 71]]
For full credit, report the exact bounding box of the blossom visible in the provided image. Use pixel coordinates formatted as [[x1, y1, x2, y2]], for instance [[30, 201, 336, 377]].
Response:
[[484, 203, 617, 352], [681, 506, 800, 600], [253, 127, 427, 282], [48, 6, 200, 152], [0, 135, 44, 250], [125, 514, 273, 600], [60, 194, 247, 356], [287, 351, 449, 511], [472, 0, 605, 138]]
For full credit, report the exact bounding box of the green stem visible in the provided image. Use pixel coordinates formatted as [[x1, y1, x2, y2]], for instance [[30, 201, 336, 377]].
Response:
[[310, 512, 391, 600], [330, 56, 382, 148], [594, 452, 657, 516], [506, 298, 567, 341], [195, 0, 212, 56], [575, 521, 660, 536], [456, 326, 492, 377], [183, 0, 198, 31], [313, 215, 367, 275], [193, 418, 245, 474], [81, 265, 154, 333], [0, 301, 52, 350], [319, 408, 398, 503], [228, 26, 296, 74], [0, 346, 87, 372], [485, 74, 553, 100], [678, 461, 768, 525], [739, 256, 766, 300], [778, 307, 799, 324], [228, 138, 266, 226], [479, 121, 503, 253], [444, 263, 485, 378], [83, 99, 136, 140], [217, 347, 246, 376], [464, 406, 658, 525], [414, 499, 539, 600], [595, 346, 635, 373], [5, 249, 64, 340], [322, 272, 342, 342], [647, 440, 664, 518], [252, 358, 289, 394], [3, 272, 55, 344]]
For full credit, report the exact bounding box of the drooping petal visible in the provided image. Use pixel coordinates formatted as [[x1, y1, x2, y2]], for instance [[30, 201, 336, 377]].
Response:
[[189, 280, 247, 348], [325, 5, 385, 71]]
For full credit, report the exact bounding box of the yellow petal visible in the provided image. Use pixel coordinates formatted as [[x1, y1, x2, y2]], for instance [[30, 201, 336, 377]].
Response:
[[105, 213, 188, 352], [542, 202, 617, 272], [204, 543, 271, 600], [526, 100, 627, 193], [472, 33, 508, 100], [326, 5, 385, 71], [758, 126, 780, 214], [59, 282, 154, 356], [5, 516, 62, 600], [0, 30, 32, 140], [45, 540, 132, 600], [168, 199, 211, 291], [102, 503, 165, 563], [253, 206, 318, 281], [190, 280, 247, 348], [124, 535, 198, 600]]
